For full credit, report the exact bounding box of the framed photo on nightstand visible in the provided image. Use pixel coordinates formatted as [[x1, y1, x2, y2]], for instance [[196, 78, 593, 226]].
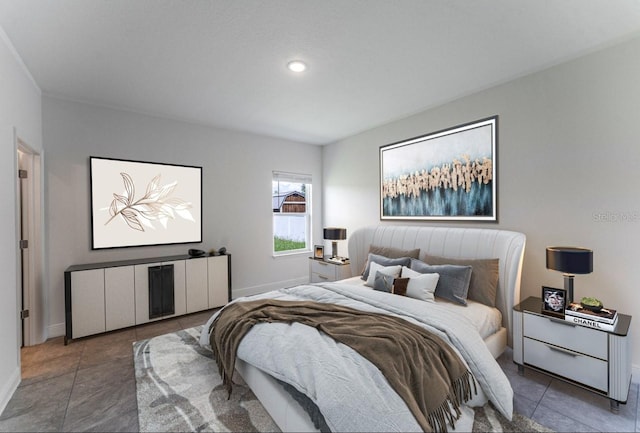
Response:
[[541, 286, 566, 318], [314, 245, 324, 259]]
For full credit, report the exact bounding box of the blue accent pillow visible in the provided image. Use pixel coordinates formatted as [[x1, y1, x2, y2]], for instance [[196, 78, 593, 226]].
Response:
[[361, 253, 412, 281], [409, 259, 472, 305]]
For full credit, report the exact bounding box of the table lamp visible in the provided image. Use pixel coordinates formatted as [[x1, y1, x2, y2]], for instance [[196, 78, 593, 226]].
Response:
[[324, 227, 347, 259], [546, 246, 593, 304]]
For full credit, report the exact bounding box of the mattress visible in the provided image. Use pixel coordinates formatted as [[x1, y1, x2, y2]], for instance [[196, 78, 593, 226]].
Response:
[[335, 276, 502, 340]]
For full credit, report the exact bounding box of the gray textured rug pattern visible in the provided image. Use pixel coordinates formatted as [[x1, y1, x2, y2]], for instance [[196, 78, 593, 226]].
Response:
[[134, 326, 552, 432], [134, 326, 279, 432]]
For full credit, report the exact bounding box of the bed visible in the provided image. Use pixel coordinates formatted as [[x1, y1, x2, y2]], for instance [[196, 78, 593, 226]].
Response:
[[200, 225, 526, 432]]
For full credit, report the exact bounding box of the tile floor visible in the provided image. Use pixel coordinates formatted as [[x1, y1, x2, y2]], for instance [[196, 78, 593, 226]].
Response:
[[0, 313, 638, 432], [497, 346, 640, 432], [0, 309, 215, 432]]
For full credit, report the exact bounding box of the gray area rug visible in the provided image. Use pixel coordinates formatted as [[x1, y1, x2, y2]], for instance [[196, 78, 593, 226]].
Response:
[[134, 326, 278, 432], [134, 326, 553, 432]]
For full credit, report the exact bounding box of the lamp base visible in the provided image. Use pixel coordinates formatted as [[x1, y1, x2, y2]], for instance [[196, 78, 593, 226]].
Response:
[[563, 274, 575, 304], [331, 241, 338, 259]]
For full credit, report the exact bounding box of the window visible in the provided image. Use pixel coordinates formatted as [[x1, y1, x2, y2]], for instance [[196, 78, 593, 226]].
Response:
[[272, 171, 312, 255]]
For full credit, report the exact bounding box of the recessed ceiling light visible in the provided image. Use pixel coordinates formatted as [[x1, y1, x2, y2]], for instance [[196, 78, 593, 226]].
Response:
[[287, 60, 307, 73]]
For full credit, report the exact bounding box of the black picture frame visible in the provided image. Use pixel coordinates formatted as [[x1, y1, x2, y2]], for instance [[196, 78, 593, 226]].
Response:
[[541, 286, 567, 318], [90, 156, 203, 249], [314, 245, 324, 260], [379, 116, 497, 221]]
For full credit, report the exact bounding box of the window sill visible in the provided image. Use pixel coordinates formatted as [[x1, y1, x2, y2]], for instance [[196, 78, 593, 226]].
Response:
[[272, 249, 312, 258]]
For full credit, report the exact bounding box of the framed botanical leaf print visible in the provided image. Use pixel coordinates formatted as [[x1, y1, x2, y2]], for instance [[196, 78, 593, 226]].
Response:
[[90, 156, 202, 249]]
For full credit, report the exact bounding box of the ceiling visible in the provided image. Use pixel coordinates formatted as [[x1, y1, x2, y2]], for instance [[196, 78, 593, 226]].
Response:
[[1, 1, 640, 145]]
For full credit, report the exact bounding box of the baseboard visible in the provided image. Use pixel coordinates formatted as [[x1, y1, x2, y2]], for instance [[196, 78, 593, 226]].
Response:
[[232, 277, 309, 299], [47, 322, 65, 338], [0, 367, 20, 415]]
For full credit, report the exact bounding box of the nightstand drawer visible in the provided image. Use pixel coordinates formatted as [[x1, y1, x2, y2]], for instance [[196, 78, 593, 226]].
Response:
[[310, 272, 331, 283], [310, 259, 334, 276], [524, 337, 608, 392], [309, 259, 351, 283], [523, 313, 607, 360]]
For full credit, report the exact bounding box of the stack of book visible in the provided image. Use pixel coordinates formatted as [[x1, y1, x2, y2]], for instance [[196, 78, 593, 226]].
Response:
[[564, 302, 618, 331], [325, 257, 350, 265]]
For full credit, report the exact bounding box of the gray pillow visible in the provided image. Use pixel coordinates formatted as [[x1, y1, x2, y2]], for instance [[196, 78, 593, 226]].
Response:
[[373, 271, 409, 296], [373, 271, 395, 293], [409, 259, 472, 306], [361, 253, 412, 281], [360, 245, 420, 276], [422, 254, 499, 307]]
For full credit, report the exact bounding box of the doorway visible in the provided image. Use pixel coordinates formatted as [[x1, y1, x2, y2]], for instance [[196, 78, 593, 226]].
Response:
[[17, 142, 43, 347]]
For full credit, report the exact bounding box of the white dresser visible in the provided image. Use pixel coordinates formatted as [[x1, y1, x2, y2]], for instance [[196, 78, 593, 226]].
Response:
[[64, 254, 231, 343], [512, 296, 632, 411]]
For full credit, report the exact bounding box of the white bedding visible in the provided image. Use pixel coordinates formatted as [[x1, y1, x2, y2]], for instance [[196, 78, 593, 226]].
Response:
[[336, 276, 503, 340], [201, 282, 513, 432]]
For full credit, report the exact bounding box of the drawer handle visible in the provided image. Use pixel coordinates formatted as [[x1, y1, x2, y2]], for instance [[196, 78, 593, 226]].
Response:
[[547, 344, 578, 357], [318, 275, 329, 280]]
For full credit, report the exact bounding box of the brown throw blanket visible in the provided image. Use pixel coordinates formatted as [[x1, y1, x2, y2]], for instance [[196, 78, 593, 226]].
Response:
[[209, 299, 476, 433]]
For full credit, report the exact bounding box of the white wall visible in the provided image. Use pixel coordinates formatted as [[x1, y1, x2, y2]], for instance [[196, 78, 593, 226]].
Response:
[[0, 30, 42, 411], [323, 36, 640, 366], [43, 97, 323, 335]]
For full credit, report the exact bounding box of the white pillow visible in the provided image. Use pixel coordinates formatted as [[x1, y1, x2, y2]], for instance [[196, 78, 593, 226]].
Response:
[[365, 262, 402, 287], [401, 266, 439, 302]]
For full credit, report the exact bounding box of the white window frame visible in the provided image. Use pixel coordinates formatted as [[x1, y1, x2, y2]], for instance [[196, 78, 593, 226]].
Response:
[[272, 171, 312, 256]]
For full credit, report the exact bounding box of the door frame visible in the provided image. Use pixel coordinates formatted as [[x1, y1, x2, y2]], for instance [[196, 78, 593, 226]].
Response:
[[16, 138, 44, 347]]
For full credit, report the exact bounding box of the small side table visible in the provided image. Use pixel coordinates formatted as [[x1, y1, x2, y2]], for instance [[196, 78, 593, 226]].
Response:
[[512, 296, 632, 412], [309, 257, 352, 283]]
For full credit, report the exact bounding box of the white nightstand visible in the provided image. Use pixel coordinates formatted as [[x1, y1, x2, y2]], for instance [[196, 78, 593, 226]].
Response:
[[513, 296, 632, 412], [309, 257, 352, 283]]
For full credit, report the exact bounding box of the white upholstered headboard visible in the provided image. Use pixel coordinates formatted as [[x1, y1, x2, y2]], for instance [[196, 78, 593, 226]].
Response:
[[347, 225, 526, 345]]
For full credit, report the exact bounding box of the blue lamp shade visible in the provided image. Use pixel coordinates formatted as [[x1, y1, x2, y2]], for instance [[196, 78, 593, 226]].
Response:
[[546, 247, 593, 274]]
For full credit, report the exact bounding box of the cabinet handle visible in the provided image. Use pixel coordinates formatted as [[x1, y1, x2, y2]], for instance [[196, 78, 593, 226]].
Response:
[[546, 344, 578, 357], [318, 261, 329, 266], [318, 275, 329, 280]]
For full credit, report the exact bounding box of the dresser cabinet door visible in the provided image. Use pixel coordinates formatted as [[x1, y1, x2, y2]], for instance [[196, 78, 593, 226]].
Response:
[[136, 261, 188, 323], [185, 257, 209, 313], [208, 255, 229, 308], [135, 263, 158, 324], [168, 260, 187, 317], [105, 266, 135, 331], [71, 269, 106, 338]]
